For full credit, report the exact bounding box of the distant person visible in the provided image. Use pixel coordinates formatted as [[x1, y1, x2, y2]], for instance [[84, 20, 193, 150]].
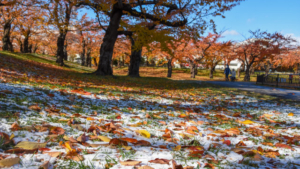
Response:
[[231, 69, 236, 81], [224, 65, 231, 81], [289, 74, 293, 84]]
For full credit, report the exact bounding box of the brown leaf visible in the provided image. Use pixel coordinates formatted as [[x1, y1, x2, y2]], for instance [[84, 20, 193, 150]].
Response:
[[28, 105, 41, 111], [43, 151, 63, 158], [109, 138, 128, 146], [77, 133, 88, 143], [39, 161, 51, 169], [120, 138, 138, 144], [134, 140, 151, 146], [172, 160, 183, 169], [49, 126, 65, 135], [120, 160, 141, 166], [149, 158, 170, 164], [275, 143, 294, 150], [4, 148, 38, 154]]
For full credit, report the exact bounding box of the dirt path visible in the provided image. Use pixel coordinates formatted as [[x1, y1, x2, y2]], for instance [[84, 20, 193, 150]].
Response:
[[204, 81, 300, 101]]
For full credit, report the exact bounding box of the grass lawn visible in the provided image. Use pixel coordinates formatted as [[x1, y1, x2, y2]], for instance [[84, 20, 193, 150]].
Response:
[[0, 51, 300, 169]]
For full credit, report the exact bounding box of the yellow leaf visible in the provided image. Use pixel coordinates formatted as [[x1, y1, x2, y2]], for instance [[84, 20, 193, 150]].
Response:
[[86, 117, 95, 121], [136, 130, 151, 138], [63, 135, 70, 141], [122, 146, 132, 150], [98, 136, 111, 142], [0, 157, 20, 167], [242, 120, 254, 125], [15, 141, 47, 150], [288, 113, 294, 116], [9, 133, 15, 140], [173, 145, 181, 151]]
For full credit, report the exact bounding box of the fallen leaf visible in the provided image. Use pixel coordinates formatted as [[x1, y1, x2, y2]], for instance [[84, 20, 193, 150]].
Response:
[[241, 120, 254, 125], [98, 136, 111, 142], [136, 130, 151, 138], [15, 141, 47, 150], [149, 158, 170, 164], [120, 160, 141, 166], [0, 157, 20, 167], [39, 161, 51, 169]]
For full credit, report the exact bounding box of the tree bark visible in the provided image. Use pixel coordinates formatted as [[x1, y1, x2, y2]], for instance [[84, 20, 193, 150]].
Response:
[[209, 66, 214, 79], [94, 6, 122, 76], [195, 65, 198, 75], [238, 68, 241, 78], [244, 65, 251, 81], [23, 30, 31, 53], [86, 47, 91, 67], [189, 60, 196, 78], [128, 36, 142, 77], [56, 32, 67, 66], [33, 44, 38, 53], [63, 41, 68, 60], [167, 59, 172, 77], [93, 57, 98, 67], [2, 20, 13, 51]]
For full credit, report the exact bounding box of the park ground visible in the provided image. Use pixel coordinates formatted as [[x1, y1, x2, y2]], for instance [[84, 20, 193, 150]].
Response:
[[0, 51, 300, 169]]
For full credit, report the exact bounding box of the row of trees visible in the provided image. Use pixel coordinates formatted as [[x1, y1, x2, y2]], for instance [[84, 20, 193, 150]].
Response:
[[0, 0, 298, 81]]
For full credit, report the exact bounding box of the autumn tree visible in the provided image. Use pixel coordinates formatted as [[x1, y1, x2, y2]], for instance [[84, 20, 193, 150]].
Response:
[[0, 2, 22, 51], [204, 41, 232, 79], [235, 30, 294, 81], [77, 0, 244, 76], [44, 0, 81, 66]]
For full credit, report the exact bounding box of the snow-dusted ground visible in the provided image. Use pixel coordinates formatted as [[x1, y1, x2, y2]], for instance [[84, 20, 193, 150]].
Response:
[[1, 82, 300, 169]]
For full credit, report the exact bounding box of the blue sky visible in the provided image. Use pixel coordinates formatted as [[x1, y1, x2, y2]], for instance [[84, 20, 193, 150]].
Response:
[[213, 0, 300, 43], [80, 0, 300, 43]]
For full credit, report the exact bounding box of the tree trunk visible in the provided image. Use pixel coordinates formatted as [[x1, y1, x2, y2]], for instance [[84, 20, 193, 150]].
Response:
[[167, 59, 172, 77], [146, 56, 149, 67], [244, 65, 251, 81], [2, 20, 12, 51], [28, 44, 32, 53], [86, 47, 91, 67], [238, 68, 241, 78], [56, 32, 67, 66], [23, 30, 30, 53], [33, 44, 38, 53], [189, 60, 196, 78], [117, 57, 121, 68], [128, 36, 142, 77], [93, 58, 98, 67], [63, 41, 68, 60], [94, 6, 122, 76], [209, 66, 214, 79]]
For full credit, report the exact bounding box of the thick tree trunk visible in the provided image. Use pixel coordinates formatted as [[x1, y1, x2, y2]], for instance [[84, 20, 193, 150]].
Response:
[[56, 32, 67, 66], [81, 36, 86, 66], [86, 47, 91, 67], [244, 65, 251, 81], [238, 68, 241, 78], [23, 30, 30, 53], [189, 60, 196, 78], [128, 37, 142, 77], [167, 59, 172, 77], [2, 20, 12, 51], [94, 6, 122, 76]]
